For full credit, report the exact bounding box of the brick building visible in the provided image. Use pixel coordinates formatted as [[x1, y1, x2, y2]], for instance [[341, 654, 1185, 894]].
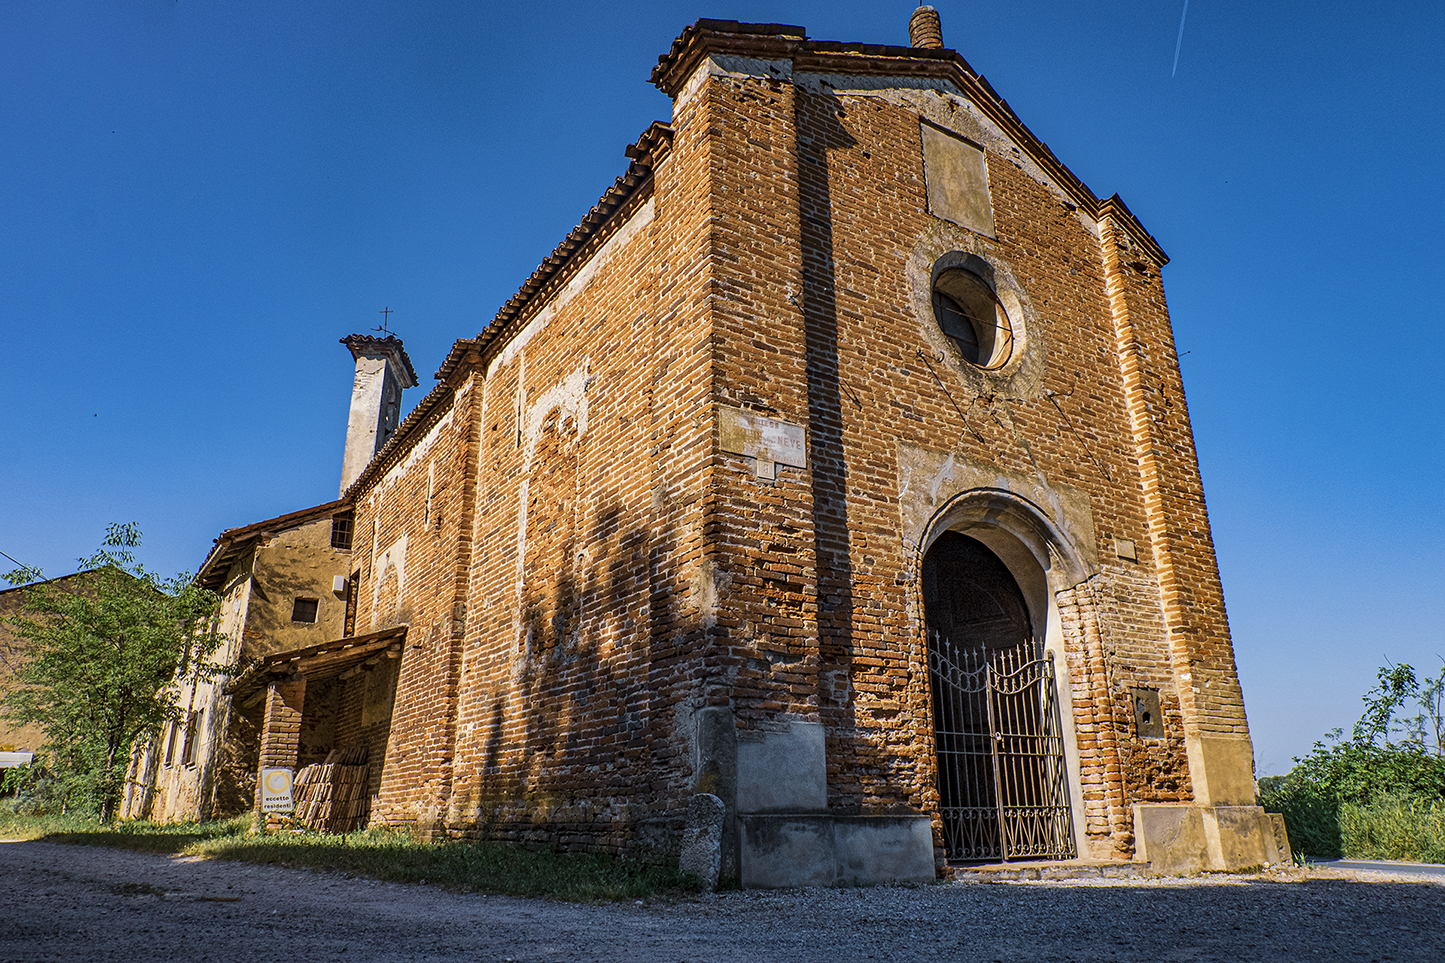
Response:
[[151, 10, 1283, 883], [1, 572, 104, 769]]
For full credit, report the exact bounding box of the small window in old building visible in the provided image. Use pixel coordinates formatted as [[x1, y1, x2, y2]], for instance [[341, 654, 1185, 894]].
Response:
[[180, 710, 200, 767], [331, 512, 354, 550], [932, 267, 1014, 368], [291, 597, 320, 623], [163, 720, 178, 766]]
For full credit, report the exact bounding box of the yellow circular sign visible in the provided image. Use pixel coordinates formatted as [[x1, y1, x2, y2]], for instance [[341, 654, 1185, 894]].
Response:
[[264, 770, 290, 793]]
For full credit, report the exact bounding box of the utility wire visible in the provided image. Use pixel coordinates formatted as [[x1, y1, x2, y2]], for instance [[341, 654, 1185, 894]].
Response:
[[0, 549, 42, 582], [916, 349, 991, 452]]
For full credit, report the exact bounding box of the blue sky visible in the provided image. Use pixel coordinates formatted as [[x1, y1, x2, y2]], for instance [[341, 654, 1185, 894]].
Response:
[[3, 1, 1442, 774]]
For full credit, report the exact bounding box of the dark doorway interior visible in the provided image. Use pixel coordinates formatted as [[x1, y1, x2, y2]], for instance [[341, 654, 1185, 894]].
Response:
[[923, 532, 1074, 861], [922, 532, 1032, 649]]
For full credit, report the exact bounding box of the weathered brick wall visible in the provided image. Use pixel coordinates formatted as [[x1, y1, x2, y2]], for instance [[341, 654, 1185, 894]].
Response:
[[700, 66, 824, 744], [297, 679, 337, 768], [352, 373, 477, 829], [330, 659, 398, 803], [1099, 218, 1248, 740], [439, 171, 717, 852], [347, 120, 721, 851]]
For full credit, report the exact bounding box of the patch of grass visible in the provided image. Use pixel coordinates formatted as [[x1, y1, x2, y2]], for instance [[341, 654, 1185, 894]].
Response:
[[1340, 795, 1445, 864], [0, 808, 114, 840], [0, 813, 696, 901]]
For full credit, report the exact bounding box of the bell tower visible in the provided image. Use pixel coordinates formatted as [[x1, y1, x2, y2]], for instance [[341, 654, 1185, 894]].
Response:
[[338, 334, 418, 495]]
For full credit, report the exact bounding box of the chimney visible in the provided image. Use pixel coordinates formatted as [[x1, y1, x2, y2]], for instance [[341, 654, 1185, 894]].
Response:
[[909, 6, 944, 49], [339, 334, 419, 495]]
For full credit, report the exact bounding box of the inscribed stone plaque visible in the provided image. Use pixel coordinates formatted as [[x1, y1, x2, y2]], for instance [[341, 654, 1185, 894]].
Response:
[[718, 406, 806, 480], [920, 123, 994, 236]]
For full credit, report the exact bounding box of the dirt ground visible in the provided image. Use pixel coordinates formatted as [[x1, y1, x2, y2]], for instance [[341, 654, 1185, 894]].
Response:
[[2, 839, 1441, 962]]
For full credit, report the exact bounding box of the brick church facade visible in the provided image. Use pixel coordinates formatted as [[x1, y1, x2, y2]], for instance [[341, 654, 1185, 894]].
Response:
[[131, 11, 1283, 883]]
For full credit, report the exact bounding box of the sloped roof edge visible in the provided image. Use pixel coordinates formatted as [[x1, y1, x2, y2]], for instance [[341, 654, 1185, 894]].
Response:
[[196, 499, 349, 592], [340, 124, 671, 503], [225, 624, 408, 695]]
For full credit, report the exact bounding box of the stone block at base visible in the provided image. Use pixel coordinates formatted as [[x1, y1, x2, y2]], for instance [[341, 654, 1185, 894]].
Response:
[[679, 793, 726, 890], [739, 814, 935, 888], [1134, 803, 1286, 875]]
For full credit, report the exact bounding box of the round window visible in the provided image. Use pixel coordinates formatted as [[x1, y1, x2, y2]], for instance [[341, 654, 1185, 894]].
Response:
[[932, 268, 1014, 369]]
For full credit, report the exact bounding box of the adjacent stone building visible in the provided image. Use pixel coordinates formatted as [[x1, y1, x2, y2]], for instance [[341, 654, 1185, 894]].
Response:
[[122, 336, 416, 823], [138, 11, 1282, 883]]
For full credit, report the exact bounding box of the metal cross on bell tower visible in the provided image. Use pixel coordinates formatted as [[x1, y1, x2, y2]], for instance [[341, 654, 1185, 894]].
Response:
[[374, 306, 395, 337]]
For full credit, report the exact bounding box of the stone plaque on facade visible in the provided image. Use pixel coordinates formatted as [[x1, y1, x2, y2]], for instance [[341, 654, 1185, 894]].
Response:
[[718, 406, 806, 480], [921, 122, 994, 236]]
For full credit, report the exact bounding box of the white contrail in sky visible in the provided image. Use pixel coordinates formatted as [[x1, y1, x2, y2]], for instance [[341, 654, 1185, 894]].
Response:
[[1172, 0, 1190, 77]]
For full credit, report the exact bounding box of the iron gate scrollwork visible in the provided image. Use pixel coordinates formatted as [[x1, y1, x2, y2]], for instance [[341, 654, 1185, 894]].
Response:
[[928, 633, 1076, 861]]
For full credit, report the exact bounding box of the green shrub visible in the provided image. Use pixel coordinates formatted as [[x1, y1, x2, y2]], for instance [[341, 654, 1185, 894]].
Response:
[[1258, 660, 1445, 862], [1288, 737, 1445, 807], [1258, 772, 1342, 859]]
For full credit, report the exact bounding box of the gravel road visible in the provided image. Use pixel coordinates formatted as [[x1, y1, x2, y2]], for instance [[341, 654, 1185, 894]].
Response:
[[2, 839, 1441, 962]]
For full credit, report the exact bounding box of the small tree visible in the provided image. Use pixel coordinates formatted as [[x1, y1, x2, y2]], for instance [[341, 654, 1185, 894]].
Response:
[[1, 524, 224, 820]]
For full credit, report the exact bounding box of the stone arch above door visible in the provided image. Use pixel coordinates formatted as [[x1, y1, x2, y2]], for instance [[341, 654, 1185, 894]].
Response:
[[897, 443, 1098, 631]]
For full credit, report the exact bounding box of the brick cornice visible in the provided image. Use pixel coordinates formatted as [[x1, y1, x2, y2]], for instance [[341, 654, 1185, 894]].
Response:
[[653, 20, 1168, 267], [343, 124, 672, 504]]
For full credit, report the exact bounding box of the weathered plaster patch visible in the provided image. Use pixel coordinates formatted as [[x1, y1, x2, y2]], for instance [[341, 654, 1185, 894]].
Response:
[[677, 56, 792, 109], [896, 441, 1097, 585], [690, 558, 733, 629], [907, 229, 1045, 399], [512, 361, 592, 662], [920, 122, 994, 236], [372, 533, 409, 611], [710, 55, 793, 82], [795, 71, 962, 97], [520, 362, 591, 467]]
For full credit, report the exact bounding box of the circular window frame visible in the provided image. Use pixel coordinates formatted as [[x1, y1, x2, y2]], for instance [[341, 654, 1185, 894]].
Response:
[[909, 240, 1044, 396], [930, 265, 1014, 370]]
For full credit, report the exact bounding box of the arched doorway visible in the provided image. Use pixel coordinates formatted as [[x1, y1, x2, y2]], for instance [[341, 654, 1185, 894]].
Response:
[[923, 531, 1075, 861]]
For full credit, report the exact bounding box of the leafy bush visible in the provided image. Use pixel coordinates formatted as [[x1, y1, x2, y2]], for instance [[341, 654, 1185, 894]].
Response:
[[0, 763, 64, 816], [1260, 660, 1445, 862], [1287, 736, 1445, 809], [1258, 772, 1342, 859]]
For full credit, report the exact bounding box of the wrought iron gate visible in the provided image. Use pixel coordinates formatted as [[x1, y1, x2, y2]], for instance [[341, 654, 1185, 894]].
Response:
[[928, 634, 1076, 861]]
